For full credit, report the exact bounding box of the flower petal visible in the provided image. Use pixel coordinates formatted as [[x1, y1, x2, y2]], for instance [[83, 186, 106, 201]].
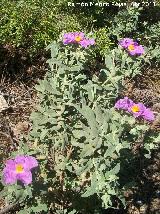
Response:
[[63, 32, 75, 44], [17, 171, 32, 185], [25, 156, 38, 170], [3, 169, 17, 185], [14, 155, 26, 164], [79, 39, 90, 48], [114, 97, 134, 110], [143, 108, 155, 121], [119, 38, 134, 48], [5, 159, 16, 170]]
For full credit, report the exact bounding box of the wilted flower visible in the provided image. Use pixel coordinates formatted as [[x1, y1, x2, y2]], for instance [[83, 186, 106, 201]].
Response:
[[63, 32, 95, 48], [119, 38, 144, 56], [3, 155, 38, 185], [115, 97, 155, 121]]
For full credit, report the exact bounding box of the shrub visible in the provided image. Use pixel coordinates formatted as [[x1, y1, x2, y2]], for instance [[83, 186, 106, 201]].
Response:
[[1, 38, 158, 213], [0, 2, 160, 213], [0, 0, 84, 55], [1, 0, 159, 59], [109, 6, 160, 62]]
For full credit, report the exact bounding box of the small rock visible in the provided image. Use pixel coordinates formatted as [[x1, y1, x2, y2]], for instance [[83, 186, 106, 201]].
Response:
[[0, 95, 9, 112]]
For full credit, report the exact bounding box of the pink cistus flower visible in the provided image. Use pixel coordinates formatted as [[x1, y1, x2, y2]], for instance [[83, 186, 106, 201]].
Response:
[[118, 38, 134, 48], [114, 97, 134, 110], [115, 97, 155, 121], [127, 43, 145, 56], [119, 38, 144, 56], [128, 103, 147, 118], [128, 103, 155, 121], [63, 32, 95, 48], [79, 38, 95, 48], [63, 32, 85, 44], [3, 155, 38, 185]]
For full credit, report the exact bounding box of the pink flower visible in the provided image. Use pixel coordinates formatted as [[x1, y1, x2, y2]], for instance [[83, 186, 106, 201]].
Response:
[[127, 44, 145, 56], [79, 38, 95, 48], [63, 32, 95, 48], [119, 38, 134, 48], [63, 32, 75, 44], [115, 97, 155, 121], [73, 32, 85, 43], [63, 32, 85, 45], [128, 103, 146, 118], [3, 155, 38, 185], [119, 38, 145, 56], [114, 97, 134, 110]]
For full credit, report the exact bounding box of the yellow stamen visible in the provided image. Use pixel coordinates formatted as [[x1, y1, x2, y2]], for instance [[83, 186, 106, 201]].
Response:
[[75, 36, 82, 42], [131, 105, 139, 113], [16, 164, 24, 173], [128, 44, 135, 51]]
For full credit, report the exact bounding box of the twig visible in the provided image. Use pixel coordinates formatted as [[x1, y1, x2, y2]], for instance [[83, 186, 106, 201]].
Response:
[[0, 201, 19, 214], [0, 191, 24, 214]]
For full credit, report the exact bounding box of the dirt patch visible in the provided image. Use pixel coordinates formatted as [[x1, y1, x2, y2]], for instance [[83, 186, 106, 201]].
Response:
[[0, 80, 37, 158]]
